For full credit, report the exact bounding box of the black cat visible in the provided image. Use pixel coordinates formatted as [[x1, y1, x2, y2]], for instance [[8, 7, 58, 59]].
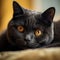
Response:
[[0, 1, 60, 51]]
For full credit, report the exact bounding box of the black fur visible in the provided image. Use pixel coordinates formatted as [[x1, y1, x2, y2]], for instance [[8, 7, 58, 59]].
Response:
[[0, 1, 60, 51]]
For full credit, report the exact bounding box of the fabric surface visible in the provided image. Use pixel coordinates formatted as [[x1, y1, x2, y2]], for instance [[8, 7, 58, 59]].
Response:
[[0, 48, 60, 60]]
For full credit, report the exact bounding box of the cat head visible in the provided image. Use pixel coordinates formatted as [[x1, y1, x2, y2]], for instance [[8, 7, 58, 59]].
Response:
[[7, 1, 55, 48]]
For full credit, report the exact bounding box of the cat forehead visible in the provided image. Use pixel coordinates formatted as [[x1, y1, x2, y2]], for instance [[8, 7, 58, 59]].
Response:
[[25, 9, 40, 14], [24, 10, 41, 25], [14, 8, 41, 16], [13, 9, 42, 26], [14, 10, 41, 20], [24, 9, 41, 17]]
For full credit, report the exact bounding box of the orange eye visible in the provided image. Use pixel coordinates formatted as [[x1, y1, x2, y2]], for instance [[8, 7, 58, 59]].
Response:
[[34, 29, 42, 37], [17, 26, 24, 32]]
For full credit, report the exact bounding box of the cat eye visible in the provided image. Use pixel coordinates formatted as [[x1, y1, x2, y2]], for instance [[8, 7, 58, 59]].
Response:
[[17, 25, 24, 32], [34, 29, 42, 37]]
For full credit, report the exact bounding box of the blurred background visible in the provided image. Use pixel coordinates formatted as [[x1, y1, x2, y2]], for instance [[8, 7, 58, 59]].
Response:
[[0, 0, 60, 33]]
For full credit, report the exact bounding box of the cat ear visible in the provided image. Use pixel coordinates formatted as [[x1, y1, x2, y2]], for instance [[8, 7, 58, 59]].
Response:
[[41, 7, 55, 26], [13, 1, 24, 16]]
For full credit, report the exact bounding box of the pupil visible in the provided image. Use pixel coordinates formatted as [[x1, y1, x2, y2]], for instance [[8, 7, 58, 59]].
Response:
[[38, 31, 39, 33], [20, 27, 22, 29]]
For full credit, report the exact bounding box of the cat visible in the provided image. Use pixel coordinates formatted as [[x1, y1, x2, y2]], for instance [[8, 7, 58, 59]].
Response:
[[0, 1, 60, 51]]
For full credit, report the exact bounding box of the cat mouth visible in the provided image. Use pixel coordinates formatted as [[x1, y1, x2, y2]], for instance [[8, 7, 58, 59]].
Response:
[[16, 39, 39, 48], [26, 42, 39, 48], [24, 39, 40, 48]]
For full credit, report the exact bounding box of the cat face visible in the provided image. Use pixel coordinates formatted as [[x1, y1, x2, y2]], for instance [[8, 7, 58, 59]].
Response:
[[7, 1, 55, 48]]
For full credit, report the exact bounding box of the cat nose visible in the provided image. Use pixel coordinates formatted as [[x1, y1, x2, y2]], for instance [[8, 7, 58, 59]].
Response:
[[25, 34, 34, 41], [24, 39, 30, 42]]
